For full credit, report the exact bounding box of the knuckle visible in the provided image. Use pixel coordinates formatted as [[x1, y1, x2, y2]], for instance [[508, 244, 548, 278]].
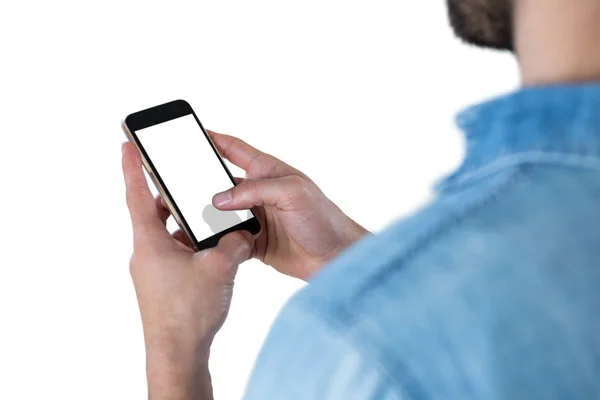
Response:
[[288, 174, 305, 186], [285, 175, 315, 203], [237, 179, 258, 196], [288, 174, 309, 193], [207, 248, 233, 267], [229, 232, 251, 251], [263, 155, 281, 175], [246, 178, 261, 191], [247, 153, 267, 176], [128, 253, 138, 276]]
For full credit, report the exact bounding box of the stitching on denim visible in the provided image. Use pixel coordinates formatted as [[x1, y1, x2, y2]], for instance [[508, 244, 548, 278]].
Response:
[[445, 151, 600, 189], [289, 168, 528, 398], [352, 166, 528, 308], [333, 166, 528, 395], [329, 166, 528, 393]]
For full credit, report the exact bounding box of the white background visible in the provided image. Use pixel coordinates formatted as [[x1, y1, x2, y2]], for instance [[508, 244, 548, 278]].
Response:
[[0, 1, 517, 399]]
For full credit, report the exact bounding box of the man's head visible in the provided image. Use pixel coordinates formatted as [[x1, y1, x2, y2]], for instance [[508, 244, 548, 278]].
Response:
[[447, 0, 514, 51]]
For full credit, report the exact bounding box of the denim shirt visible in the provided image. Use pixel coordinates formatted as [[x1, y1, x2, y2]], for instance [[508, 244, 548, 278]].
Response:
[[243, 84, 600, 400]]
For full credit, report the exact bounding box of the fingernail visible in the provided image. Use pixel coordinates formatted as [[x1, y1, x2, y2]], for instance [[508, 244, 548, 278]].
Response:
[[122, 142, 127, 155], [213, 191, 232, 207]]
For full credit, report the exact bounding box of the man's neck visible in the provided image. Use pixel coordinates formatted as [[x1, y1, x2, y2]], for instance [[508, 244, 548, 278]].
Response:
[[516, 0, 600, 86]]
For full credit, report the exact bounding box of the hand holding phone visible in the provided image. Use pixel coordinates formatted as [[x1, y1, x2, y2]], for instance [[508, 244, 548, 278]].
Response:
[[123, 99, 367, 280], [206, 131, 369, 280], [121, 142, 252, 398], [123, 100, 261, 251]]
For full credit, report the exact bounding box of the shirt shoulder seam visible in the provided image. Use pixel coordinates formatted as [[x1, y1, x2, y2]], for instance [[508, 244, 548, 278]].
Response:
[[290, 299, 409, 399], [347, 164, 530, 310], [440, 151, 600, 190], [293, 165, 532, 396]]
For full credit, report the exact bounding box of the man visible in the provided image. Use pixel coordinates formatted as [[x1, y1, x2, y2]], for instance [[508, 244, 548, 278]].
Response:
[[122, 0, 600, 398]]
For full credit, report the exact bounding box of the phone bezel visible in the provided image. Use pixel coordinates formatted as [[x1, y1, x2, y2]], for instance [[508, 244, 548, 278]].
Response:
[[123, 99, 261, 251]]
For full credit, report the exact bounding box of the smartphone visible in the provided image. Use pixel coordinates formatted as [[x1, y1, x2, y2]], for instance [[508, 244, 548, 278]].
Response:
[[122, 99, 261, 251]]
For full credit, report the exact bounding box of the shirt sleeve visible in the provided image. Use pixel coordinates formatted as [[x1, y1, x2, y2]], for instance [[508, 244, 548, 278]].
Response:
[[242, 299, 404, 400]]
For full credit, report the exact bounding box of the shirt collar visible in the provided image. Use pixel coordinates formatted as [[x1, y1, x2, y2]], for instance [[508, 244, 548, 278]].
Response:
[[439, 82, 600, 189]]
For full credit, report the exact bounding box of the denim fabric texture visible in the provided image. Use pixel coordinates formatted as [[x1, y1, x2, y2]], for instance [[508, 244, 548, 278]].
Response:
[[243, 84, 600, 400]]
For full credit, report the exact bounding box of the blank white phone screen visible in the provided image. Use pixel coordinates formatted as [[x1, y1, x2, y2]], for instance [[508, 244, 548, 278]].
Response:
[[135, 114, 250, 242]]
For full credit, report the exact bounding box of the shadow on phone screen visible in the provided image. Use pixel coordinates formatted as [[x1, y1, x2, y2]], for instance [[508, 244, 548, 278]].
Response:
[[202, 204, 243, 234]]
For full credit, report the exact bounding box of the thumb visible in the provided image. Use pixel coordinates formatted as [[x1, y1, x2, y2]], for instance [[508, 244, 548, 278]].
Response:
[[212, 176, 307, 211], [215, 231, 254, 265], [196, 231, 253, 283]]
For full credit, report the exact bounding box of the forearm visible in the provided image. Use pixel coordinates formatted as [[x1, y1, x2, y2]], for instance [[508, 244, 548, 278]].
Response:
[[146, 343, 213, 400]]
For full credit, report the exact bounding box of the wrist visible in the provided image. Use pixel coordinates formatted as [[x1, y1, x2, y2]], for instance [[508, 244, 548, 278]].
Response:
[[146, 339, 213, 400], [340, 220, 369, 252], [305, 221, 369, 279], [349, 221, 370, 241]]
